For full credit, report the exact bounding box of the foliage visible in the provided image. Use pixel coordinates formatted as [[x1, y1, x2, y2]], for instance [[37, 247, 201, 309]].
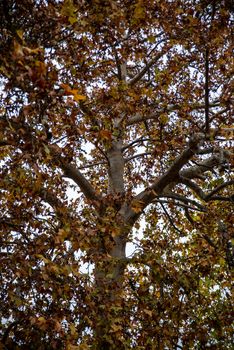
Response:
[[0, 1, 233, 349]]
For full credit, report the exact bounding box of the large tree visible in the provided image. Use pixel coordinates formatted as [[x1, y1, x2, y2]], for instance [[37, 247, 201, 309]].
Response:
[[0, 1, 233, 349]]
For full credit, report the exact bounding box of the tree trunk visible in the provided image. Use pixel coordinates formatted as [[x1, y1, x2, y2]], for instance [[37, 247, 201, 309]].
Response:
[[93, 238, 127, 349]]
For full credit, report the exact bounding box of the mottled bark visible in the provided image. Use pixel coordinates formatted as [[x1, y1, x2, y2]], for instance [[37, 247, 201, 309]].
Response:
[[107, 140, 125, 194], [93, 244, 127, 350]]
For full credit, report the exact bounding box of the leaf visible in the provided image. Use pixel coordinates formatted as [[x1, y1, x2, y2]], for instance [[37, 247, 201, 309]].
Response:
[[61, 0, 76, 18], [1, 2, 233, 348], [37, 317, 47, 330], [60, 84, 86, 101], [70, 323, 77, 336], [16, 29, 24, 40], [23, 47, 42, 55], [99, 129, 112, 141], [144, 309, 152, 317], [44, 144, 50, 154], [13, 41, 24, 57], [69, 16, 78, 25], [68, 345, 88, 350], [159, 114, 168, 125], [110, 324, 122, 333], [72, 92, 86, 101], [131, 200, 144, 213], [34, 61, 47, 75]]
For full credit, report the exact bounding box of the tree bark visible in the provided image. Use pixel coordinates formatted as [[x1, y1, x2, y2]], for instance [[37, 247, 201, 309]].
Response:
[[93, 241, 127, 349], [107, 140, 125, 194]]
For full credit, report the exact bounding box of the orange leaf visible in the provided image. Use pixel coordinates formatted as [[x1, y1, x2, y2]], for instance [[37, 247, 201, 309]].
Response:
[[60, 84, 86, 101]]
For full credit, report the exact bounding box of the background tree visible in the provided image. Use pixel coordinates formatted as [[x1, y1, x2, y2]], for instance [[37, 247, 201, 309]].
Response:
[[0, 1, 233, 349]]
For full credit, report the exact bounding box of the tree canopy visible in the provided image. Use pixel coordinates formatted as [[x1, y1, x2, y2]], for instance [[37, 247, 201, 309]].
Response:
[[0, 1, 233, 349]]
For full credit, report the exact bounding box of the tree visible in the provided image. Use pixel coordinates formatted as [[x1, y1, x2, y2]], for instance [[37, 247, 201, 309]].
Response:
[[0, 0, 233, 349]]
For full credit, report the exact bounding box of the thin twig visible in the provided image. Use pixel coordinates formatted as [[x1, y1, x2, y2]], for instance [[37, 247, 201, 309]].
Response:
[[160, 202, 184, 236], [77, 161, 107, 170], [153, 199, 205, 212], [125, 152, 152, 162]]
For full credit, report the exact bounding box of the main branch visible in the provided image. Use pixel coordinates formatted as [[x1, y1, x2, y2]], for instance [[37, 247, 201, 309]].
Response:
[[122, 134, 205, 225]]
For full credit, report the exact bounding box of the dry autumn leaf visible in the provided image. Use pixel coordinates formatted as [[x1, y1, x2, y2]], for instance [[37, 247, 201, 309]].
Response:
[[0, 1, 233, 349]]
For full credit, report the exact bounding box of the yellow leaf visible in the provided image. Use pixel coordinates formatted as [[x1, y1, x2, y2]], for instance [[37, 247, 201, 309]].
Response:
[[23, 47, 42, 55], [16, 29, 24, 40], [69, 16, 77, 25], [61, 0, 76, 17], [159, 114, 168, 125], [134, 1, 145, 21], [60, 84, 86, 101], [70, 323, 77, 336], [72, 92, 86, 101], [38, 316, 46, 323]]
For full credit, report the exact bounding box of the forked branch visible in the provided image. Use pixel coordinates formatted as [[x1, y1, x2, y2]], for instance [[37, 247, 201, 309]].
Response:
[[180, 178, 234, 202], [126, 101, 220, 126], [0, 115, 101, 204], [124, 134, 205, 224], [128, 45, 170, 86], [50, 147, 102, 203]]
